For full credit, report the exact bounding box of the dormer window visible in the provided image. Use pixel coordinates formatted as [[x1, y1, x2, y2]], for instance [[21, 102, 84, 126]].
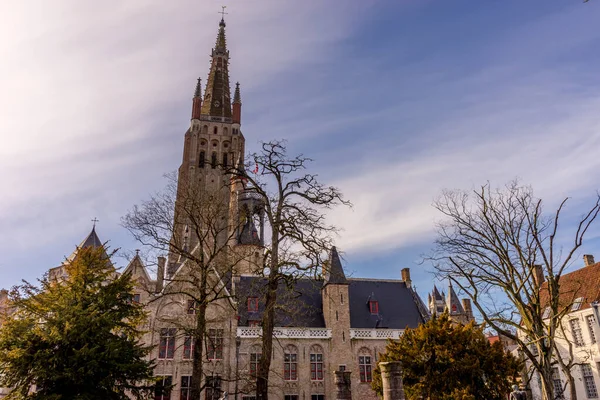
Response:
[[572, 297, 584, 311], [133, 294, 141, 304], [369, 300, 379, 315], [248, 297, 259, 312]]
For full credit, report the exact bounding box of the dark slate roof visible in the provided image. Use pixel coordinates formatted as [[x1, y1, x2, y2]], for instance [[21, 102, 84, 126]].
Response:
[[65, 226, 106, 263], [433, 285, 443, 300], [324, 247, 348, 285], [348, 279, 425, 329], [235, 275, 426, 330], [236, 276, 325, 327]]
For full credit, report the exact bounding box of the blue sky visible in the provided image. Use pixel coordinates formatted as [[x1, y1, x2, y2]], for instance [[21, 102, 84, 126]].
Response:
[[1, 0, 600, 302]]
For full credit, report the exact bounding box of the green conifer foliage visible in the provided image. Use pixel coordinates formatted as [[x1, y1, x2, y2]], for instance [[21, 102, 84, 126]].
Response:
[[0, 246, 157, 399], [372, 313, 520, 400]]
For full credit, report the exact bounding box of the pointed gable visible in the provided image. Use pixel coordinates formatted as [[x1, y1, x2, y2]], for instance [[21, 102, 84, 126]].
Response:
[[446, 282, 465, 315]]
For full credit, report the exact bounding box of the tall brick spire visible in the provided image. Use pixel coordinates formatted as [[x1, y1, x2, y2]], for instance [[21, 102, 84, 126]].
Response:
[[200, 18, 232, 119]]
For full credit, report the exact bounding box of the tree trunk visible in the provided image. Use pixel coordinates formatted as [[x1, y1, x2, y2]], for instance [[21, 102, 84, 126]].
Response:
[[256, 244, 278, 400], [192, 271, 209, 400]]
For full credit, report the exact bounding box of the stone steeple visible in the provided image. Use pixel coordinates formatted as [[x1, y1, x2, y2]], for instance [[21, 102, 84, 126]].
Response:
[[191, 78, 202, 120], [200, 18, 232, 119]]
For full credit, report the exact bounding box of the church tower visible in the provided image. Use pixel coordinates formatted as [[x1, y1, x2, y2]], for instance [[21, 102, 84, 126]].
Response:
[[166, 17, 260, 278]]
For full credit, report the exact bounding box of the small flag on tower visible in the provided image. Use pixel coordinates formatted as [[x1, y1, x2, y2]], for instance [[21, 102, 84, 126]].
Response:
[[252, 162, 259, 174]]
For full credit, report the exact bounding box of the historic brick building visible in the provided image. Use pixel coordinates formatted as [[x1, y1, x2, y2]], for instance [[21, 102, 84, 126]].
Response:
[[121, 17, 430, 400]]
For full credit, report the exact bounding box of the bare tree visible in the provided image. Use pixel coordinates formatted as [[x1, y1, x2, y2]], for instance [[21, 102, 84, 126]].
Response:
[[429, 181, 600, 400], [123, 172, 252, 400], [233, 141, 350, 400]]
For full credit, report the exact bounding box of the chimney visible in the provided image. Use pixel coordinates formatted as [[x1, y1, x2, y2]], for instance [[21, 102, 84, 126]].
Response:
[[379, 361, 406, 400], [532, 264, 545, 287], [462, 298, 473, 321], [584, 254, 596, 267], [334, 369, 352, 400], [401, 268, 412, 288], [156, 256, 166, 293]]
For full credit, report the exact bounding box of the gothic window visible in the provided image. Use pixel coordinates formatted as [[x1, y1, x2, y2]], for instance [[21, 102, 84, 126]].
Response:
[[310, 345, 324, 381], [211, 152, 217, 169], [154, 376, 172, 400], [199, 151, 205, 168], [358, 349, 372, 383], [180, 376, 191, 400], [284, 345, 298, 380], [223, 152, 228, 168], [205, 376, 221, 400], [247, 297, 259, 312], [213, 126, 218, 134], [207, 329, 223, 360], [158, 328, 176, 359], [587, 314, 597, 344], [203, 125, 208, 134], [183, 336, 194, 359], [187, 299, 198, 315], [369, 301, 379, 315]]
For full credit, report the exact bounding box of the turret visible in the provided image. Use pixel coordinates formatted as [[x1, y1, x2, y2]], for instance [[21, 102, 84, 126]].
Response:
[[232, 82, 242, 124]]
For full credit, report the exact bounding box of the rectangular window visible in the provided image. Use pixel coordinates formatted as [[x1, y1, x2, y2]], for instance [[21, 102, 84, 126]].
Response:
[[588, 314, 597, 344], [205, 376, 221, 400], [187, 300, 197, 315], [552, 367, 564, 399], [338, 365, 346, 372], [284, 396, 298, 400], [284, 352, 298, 380], [570, 319, 585, 347], [154, 375, 172, 400], [133, 293, 141, 303], [310, 353, 324, 381], [247, 297, 259, 312], [311, 395, 325, 400], [207, 329, 223, 360], [359, 356, 372, 383], [582, 364, 598, 398], [250, 352, 261, 377], [183, 336, 194, 359], [158, 328, 176, 359], [369, 301, 379, 315], [180, 376, 191, 400]]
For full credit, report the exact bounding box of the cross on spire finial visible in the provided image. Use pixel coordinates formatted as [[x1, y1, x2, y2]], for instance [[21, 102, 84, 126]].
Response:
[[91, 217, 99, 228], [219, 5, 228, 20]]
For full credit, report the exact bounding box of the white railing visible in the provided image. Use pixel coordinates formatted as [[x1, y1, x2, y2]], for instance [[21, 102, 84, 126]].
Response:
[[349, 329, 404, 340], [237, 327, 332, 339]]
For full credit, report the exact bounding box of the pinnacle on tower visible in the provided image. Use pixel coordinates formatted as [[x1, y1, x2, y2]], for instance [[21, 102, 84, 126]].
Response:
[[232, 82, 242, 124], [191, 78, 202, 120]]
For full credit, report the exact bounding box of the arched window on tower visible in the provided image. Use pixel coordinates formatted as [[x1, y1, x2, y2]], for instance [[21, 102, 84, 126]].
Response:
[[211, 152, 217, 169], [222, 153, 228, 168], [213, 126, 218, 134], [199, 151, 205, 168], [202, 125, 208, 134]]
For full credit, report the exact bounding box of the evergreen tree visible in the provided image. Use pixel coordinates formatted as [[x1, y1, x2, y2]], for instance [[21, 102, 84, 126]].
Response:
[[0, 246, 157, 400], [372, 313, 520, 400]]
